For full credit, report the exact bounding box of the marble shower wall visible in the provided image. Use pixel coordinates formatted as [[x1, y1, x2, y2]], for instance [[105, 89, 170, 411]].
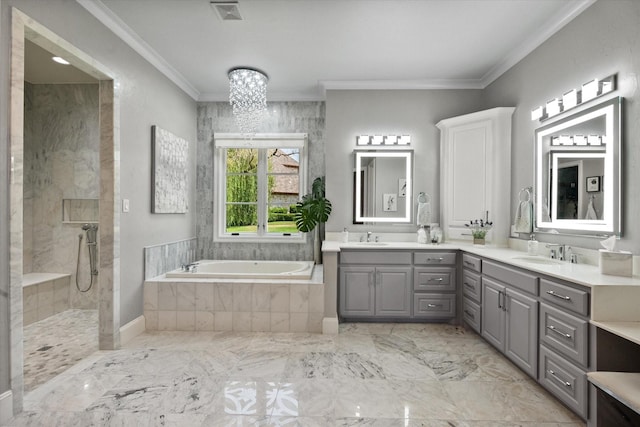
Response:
[[23, 83, 100, 309], [196, 102, 325, 261], [143, 238, 197, 280]]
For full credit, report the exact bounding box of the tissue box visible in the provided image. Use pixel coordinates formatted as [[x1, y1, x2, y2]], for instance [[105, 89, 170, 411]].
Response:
[[599, 249, 633, 277]]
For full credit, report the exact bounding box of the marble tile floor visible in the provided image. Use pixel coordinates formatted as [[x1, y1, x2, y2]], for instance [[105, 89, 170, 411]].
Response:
[[5, 323, 586, 427], [22, 309, 98, 392]]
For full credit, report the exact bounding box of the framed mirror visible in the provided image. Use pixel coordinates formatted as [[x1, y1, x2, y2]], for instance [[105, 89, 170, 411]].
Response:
[[534, 97, 622, 236], [354, 150, 413, 223]]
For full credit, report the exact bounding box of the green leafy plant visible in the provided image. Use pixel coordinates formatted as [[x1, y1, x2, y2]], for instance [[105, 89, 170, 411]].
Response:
[[294, 177, 332, 233]]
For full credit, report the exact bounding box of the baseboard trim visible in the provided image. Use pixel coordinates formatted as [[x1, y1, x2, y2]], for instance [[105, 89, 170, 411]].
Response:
[[119, 315, 146, 346], [322, 317, 339, 334], [0, 390, 13, 424]]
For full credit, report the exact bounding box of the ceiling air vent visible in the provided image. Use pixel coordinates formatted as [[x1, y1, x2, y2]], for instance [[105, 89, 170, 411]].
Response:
[[210, 1, 243, 21]]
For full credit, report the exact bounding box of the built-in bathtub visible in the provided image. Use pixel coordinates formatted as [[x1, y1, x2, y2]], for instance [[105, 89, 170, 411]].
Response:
[[144, 260, 324, 333], [165, 259, 315, 280], [22, 273, 71, 325]]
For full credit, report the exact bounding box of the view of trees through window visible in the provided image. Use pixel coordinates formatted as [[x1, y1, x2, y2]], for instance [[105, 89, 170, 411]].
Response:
[[225, 147, 300, 235]]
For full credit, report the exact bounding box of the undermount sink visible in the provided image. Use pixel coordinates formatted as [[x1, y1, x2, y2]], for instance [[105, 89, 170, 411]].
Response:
[[511, 255, 563, 265], [355, 242, 389, 246]]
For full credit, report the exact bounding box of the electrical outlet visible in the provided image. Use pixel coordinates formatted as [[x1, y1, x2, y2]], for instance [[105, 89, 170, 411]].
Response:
[[122, 199, 130, 213]]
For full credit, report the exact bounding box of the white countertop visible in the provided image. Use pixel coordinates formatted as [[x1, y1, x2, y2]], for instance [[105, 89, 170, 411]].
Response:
[[323, 239, 640, 289], [588, 371, 640, 415]]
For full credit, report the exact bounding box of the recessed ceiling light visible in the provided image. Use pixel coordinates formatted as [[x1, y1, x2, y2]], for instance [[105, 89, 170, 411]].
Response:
[[52, 56, 70, 65]]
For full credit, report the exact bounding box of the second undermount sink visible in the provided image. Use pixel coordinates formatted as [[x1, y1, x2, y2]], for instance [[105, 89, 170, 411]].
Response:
[[511, 255, 563, 265]]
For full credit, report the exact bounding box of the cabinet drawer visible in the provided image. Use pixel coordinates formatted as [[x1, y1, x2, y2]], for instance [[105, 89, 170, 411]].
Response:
[[413, 294, 456, 319], [463, 297, 481, 334], [462, 270, 481, 303], [540, 279, 589, 316], [539, 345, 588, 419], [413, 252, 456, 265], [462, 253, 482, 272], [483, 261, 538, 295], [414, 268, 455, 292], [540, 303, 588, 367], [340, 251, 412, 265]]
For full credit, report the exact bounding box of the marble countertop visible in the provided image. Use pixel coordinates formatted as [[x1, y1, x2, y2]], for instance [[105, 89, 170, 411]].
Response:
[[588, 371, 640, 415]]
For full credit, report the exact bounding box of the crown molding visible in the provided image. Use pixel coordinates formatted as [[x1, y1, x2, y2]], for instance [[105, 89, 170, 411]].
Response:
[[480, 0, 597, 87], [76, 0, 200, 100]]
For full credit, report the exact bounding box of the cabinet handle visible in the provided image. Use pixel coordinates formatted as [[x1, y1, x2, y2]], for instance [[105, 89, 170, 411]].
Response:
[[548, 369, 572, 388], [428, 277, 444, 282], [427, 303, 443, 308], [464, 282, 474, 289], [427, 257, 444, 262], [498, 291, 503, 309], [546, 325, 572, 339], [464, 309, 475, 319], [463, 261, 475, 267], [546, 290, 571, 301]]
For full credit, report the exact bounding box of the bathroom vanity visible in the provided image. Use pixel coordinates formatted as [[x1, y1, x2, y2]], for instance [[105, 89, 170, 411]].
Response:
[[323, 240, 640, 424]]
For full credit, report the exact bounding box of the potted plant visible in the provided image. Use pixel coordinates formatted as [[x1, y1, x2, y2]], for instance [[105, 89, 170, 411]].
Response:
[[294, 176, 332, 264], [465, 219, 493, 245]]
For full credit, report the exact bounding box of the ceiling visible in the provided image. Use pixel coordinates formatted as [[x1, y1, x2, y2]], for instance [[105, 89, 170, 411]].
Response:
[[71, 0, 595, 101]]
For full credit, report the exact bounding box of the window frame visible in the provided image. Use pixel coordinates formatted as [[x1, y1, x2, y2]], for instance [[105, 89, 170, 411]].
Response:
[[214, 133, 308, 243]]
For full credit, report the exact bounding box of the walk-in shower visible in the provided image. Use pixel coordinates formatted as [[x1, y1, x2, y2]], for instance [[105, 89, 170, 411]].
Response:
[[76, 223, 98, 292]]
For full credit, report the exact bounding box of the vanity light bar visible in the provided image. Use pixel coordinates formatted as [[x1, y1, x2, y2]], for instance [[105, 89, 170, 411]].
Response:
[[356, 134, 410, 146], [550, 134, 603, 146], [531, 74, 616, 122]]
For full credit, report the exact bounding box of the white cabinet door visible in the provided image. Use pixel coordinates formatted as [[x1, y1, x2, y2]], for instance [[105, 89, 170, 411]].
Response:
[[438, 107, 514, 245]]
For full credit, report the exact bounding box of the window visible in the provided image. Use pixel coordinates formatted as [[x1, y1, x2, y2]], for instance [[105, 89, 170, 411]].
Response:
[[214, 133, 307, 242]]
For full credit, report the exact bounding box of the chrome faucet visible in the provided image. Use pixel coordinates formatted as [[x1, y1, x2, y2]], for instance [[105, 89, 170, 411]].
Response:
[[546, 244, 573, 262], [367, 231, 373, 242], [182, 262, 198, 272]]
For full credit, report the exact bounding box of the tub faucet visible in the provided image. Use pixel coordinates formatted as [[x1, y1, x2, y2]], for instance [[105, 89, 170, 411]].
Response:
[[182, 262, 198, 272]]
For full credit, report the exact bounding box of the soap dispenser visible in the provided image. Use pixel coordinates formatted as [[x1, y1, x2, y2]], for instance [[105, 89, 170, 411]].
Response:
[[342, 227, 349, 243], [527, 234, 539, 256]]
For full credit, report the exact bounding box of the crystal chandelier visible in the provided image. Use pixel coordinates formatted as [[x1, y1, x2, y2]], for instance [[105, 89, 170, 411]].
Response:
[[228, 67, 268, 134]]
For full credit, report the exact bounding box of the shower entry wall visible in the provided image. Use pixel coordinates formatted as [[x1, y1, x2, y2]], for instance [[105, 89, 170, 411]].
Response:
[[23, 82, 100, 314]]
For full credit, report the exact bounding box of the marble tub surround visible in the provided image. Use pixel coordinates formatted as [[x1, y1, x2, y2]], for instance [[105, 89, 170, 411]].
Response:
[[7, 323, 584, 426], [144, 267, 325, 333], [143, 238, 197, 280], [22, 273, 70, 326]]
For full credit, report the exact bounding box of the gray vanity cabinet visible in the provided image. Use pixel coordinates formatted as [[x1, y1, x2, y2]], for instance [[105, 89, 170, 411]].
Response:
[[481, 262, 539, 378], [339, 251, 412, 319], [462, 254, 482, 333], [339, 266, 376, 317]]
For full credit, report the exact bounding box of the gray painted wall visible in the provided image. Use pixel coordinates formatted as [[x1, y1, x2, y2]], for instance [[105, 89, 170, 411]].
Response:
[[483, 0, 640, 252], [325, 90, 484, 234], [196, 101, 325, 261]]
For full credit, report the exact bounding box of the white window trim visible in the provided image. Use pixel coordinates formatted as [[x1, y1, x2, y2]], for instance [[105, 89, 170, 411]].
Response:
[[214, 133, 308, 243]]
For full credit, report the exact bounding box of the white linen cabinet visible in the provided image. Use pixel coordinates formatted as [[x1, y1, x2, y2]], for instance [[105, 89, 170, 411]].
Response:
[[437, 107, 515, 245]]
